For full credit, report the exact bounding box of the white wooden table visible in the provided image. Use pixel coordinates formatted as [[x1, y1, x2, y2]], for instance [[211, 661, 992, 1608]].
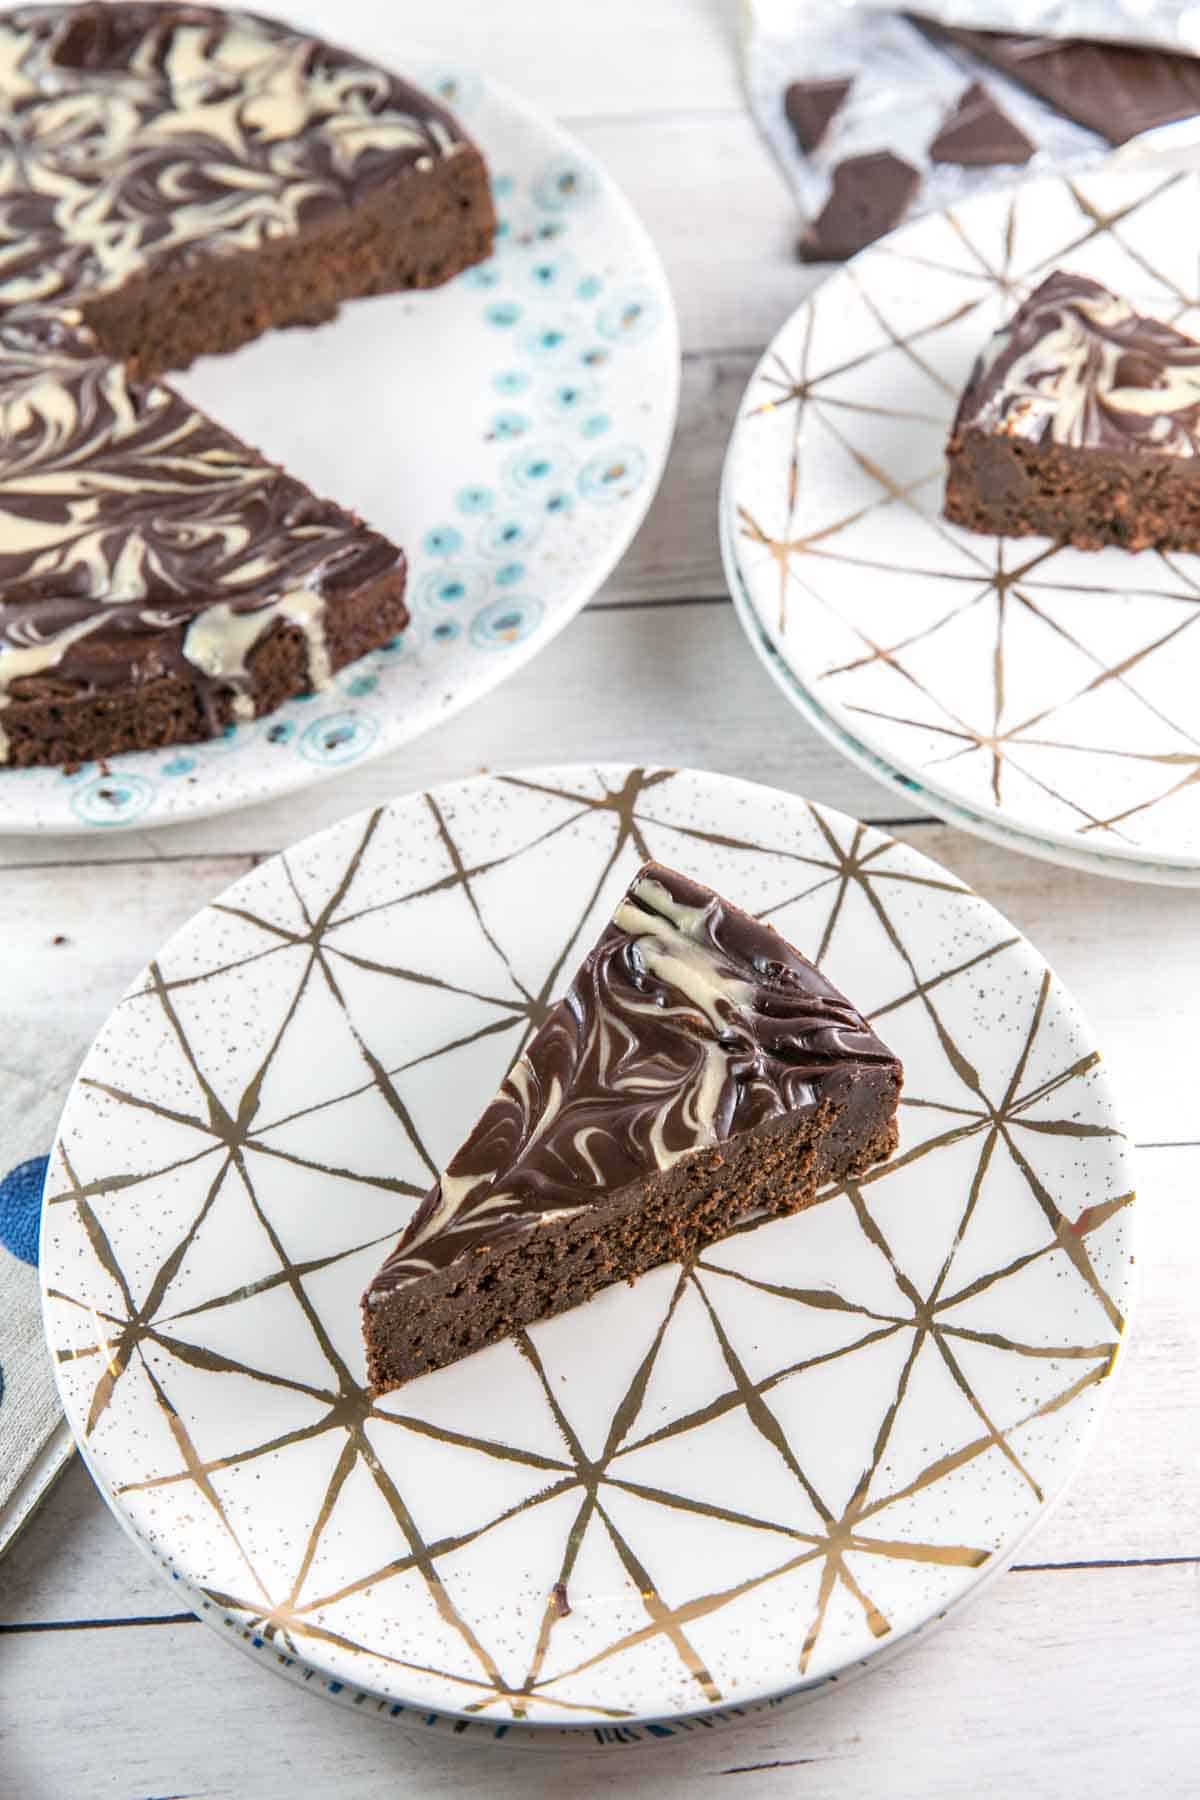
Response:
[[3, 4, 1200, 1794]]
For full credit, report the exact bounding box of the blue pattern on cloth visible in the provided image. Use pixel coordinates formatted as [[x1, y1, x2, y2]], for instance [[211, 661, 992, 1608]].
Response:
[[0, 1147, 69, 1556], [0, 1155, 48, 1267]]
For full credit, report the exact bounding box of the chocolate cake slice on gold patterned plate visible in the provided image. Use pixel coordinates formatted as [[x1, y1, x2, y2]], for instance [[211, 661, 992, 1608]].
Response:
[[363, 863, 902, 1393], [945, 270, 1200, 553], [0, 2, 496, 766]]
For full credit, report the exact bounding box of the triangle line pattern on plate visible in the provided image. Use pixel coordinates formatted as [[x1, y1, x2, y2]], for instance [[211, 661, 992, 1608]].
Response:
[[41, 768, 1135, 1722], [732, 171, 1200, 858]]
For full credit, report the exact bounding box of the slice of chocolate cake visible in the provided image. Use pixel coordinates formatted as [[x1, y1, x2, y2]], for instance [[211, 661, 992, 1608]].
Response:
[[944, 271, 1200, 552], [0, 2, 496, 765], [0, 309, 407, 767], [363, 863, 902, 1394], [0, 3, 496, 380]]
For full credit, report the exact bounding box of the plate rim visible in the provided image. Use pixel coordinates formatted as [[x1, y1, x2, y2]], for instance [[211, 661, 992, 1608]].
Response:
[[720, 162, 1200, 881], [718, 477, 1200, 888], [40, 762, 1140, 1730], [0, 64, 680, 838], [57, 1394, 1107, 1749]]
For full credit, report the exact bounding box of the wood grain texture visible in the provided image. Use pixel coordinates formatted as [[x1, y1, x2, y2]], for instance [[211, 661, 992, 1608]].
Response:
[[250, 0, 746, 120], [3, 2, 1198, 1793], [0, 598, 927, 870], [3, 1563, 1197, 1799], [2, 1141, 1196, 1641]]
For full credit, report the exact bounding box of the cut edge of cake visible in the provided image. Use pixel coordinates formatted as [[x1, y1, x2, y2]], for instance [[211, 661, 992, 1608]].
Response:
[[0, 308, 410, 767], [944, 269, 1200, 553], [362, 861, 902, 1395], [0, 2, 496, 766]]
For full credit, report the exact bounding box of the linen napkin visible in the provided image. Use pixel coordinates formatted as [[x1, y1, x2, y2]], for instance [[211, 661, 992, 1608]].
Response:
[[0, 1146, 73, 1561]]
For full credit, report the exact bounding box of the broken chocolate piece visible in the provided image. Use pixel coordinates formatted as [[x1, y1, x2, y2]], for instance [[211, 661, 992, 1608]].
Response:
[[945, 270, 1200, 552], [798, 151, 920, 262], [929, 81, 1035, 166], [784, 77, 853, 153]]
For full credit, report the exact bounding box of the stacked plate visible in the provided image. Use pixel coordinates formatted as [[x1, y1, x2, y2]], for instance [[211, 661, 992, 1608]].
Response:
[[0, 55, 678, 836], [43, 764, 1135, 1742], [721, 166, 1200, 886]]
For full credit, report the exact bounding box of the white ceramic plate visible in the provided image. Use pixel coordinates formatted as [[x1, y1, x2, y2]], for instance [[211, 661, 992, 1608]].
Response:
[[42, 765, 1135, 1744], [723, 166, 1200, 883], [719, 485, 1200, 887], [0, 58, 678, 836]]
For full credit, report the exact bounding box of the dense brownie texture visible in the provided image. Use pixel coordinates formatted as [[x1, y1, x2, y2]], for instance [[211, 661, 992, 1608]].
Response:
[[945, 271, 1200, 553], [0, 3, 496, 765], [85, 152, 495, 385], [0, 310, 409, 766], [363, 863, 902, 1393]]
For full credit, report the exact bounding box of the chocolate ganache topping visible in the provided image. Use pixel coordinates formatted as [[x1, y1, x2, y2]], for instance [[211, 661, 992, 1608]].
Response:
[[367, 863, 900, 1300], [0, 3, 467, 311], [961, 271, 1200, 456], [0, 306, 400, 751], [0, 2, 484, 758]]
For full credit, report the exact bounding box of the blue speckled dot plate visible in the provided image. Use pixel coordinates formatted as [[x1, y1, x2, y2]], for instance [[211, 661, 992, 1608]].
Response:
[[0, 58, 678, 834]]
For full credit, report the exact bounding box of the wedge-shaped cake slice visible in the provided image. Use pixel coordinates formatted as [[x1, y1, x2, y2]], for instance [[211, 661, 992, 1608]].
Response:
[[0, 309, 408, 767], [362, 862, 902, 1392], [944, 271, 1200, 552]]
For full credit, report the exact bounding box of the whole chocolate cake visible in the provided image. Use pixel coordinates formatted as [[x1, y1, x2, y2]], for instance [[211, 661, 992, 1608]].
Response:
[[944, 270, 1200, 553], [0, 2, 495, 766], [363, 863, 902, 1393]]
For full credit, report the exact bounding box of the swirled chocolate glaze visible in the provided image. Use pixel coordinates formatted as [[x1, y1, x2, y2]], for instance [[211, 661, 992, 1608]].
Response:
[[0, 2, 467, 311], [956, 271, 1200, 457], [0, 3, 495, 757], [366, 863, 901, 1300], [0, 306, 400, 747]]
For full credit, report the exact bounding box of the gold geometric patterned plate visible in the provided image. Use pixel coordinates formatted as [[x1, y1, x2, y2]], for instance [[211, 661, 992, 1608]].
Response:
[[41, 766, 1136, 1745], [718, 490, 1200, 889], [725, 167, 1200, 882]]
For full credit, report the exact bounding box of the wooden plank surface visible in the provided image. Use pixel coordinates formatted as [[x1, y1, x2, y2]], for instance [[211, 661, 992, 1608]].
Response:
[[3, 3, 1198, 1796], [4, 1562, 1197, 1799]]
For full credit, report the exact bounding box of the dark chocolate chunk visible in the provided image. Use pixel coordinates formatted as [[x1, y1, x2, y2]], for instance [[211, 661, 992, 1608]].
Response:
[[784, 77, 854, 153], [945, 270, 1200, 551], [929, 81, 1035, 166], [798, 151, 920, 262], [50, 3, 129, 67], [912, 18, 1200, 146], [361, 862, 902, 1393]]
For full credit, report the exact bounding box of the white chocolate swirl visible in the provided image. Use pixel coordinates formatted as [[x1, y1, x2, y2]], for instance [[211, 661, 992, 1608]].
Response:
[[968, 270, 1200, 455], [0, 5, 482, 760], [0, 4, 463, 309], [369, 864, 901, 1297]]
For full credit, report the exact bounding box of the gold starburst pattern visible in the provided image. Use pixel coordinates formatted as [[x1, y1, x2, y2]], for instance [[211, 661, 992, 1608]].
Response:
[[42, 766, 1135, 1734], [728, 167, 1200, 874]]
